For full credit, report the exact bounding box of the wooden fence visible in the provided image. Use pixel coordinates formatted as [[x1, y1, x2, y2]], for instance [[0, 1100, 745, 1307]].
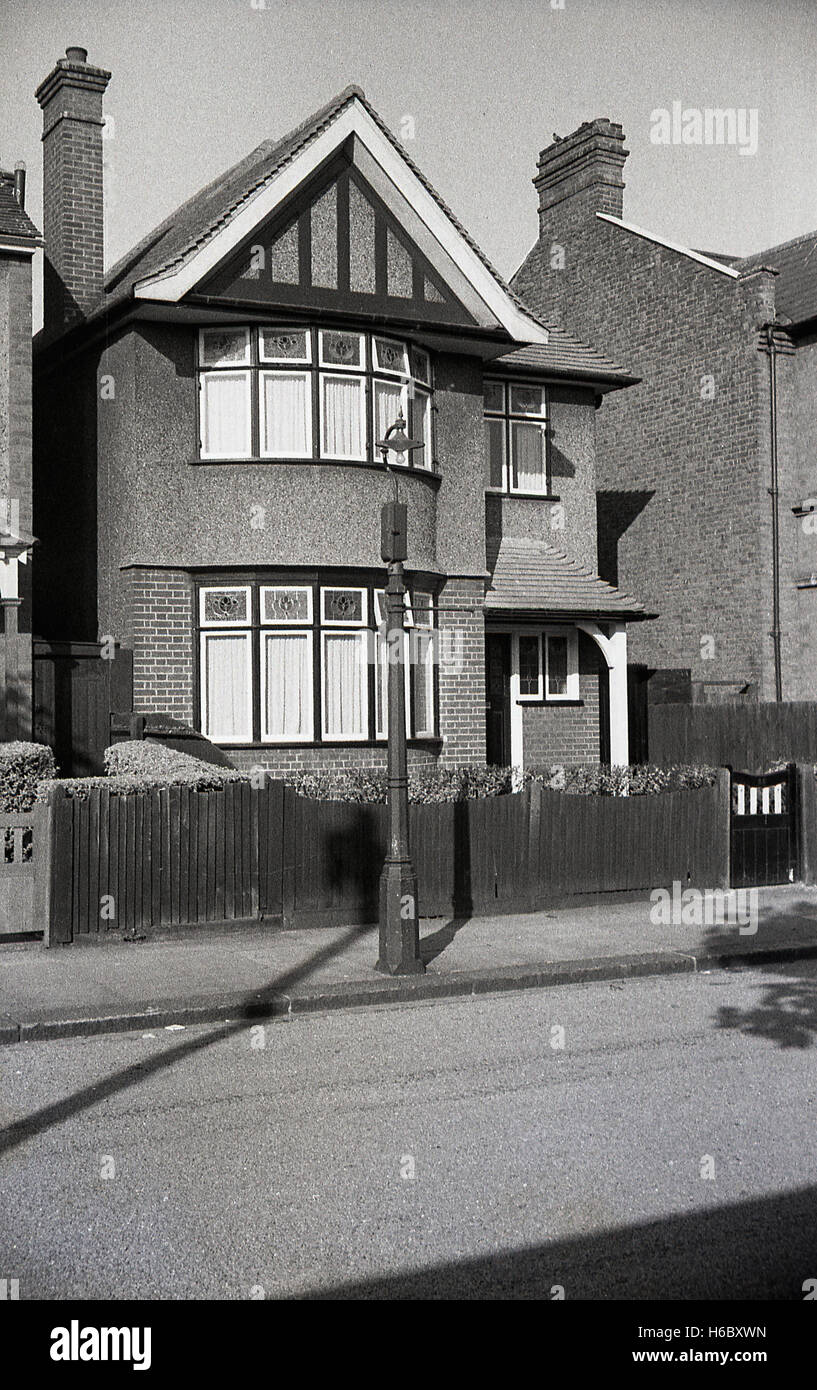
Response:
[[0, 809, 40, 934], [650, 701, 817, 770], [37, 773, 732, 944]]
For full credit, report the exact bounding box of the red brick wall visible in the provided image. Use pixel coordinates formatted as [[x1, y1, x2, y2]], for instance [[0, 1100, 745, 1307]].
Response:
[[520, 634, 602, 765], [513, 183, 773, 701], [437, 576, 486, 764], [37, 55, 110, 330], [125, 567, 195, 722]]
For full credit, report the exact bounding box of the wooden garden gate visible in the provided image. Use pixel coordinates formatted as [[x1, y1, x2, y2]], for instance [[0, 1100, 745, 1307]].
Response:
[[730, 765, 797, 888]]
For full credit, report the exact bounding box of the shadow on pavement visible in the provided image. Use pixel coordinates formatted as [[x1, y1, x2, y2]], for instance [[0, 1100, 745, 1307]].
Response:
[[294, 1183, 817, 1300]]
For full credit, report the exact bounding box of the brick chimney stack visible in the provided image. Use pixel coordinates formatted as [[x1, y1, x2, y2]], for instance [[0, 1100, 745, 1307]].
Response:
[[35, 47, 111, 332], [534, 119, 628, 231]]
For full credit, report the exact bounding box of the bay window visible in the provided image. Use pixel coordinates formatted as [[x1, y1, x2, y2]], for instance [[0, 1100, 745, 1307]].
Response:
[[483, 378, 550, 495], [198, 577, 438, 745], [198, 326, 434, 467]]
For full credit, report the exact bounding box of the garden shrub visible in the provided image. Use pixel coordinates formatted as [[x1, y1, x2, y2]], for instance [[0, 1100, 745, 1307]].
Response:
[[36, 740, 246, 800], [0, 741, 57, 811], [286, 763, 719, 802]]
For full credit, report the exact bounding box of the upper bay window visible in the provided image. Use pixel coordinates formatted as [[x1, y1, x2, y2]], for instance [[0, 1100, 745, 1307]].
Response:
[[198, 326, 434, 467], [483, 379, 550, 496]]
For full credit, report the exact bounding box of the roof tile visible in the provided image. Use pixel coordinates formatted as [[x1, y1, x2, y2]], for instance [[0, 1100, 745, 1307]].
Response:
[[486, 537, 651, 619]]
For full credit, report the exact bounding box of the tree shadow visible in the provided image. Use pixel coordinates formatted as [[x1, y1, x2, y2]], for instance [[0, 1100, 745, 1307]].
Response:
[[700, 890, 817, 1050]]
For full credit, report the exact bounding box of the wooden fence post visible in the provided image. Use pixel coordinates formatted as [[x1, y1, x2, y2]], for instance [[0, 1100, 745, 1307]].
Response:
[[527, 780, 542, 911], [716, 767, 731, 889], [38, 785, 74, 946], [282, 783, 296, 929], [797, 764, 817, 885]]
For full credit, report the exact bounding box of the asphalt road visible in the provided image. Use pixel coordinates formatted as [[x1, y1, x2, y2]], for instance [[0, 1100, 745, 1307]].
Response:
[[2, 960, 817, 1300]]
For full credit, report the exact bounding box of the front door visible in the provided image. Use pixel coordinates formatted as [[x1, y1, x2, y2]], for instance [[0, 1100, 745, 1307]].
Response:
[[485, 634, 511, 766]]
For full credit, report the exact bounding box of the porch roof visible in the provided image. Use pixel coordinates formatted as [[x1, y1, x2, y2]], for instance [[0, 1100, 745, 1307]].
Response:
[[485, 537, 653, 621]]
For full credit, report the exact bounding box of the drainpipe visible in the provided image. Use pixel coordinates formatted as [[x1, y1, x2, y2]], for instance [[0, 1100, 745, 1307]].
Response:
[[765, 322, 783, 701]]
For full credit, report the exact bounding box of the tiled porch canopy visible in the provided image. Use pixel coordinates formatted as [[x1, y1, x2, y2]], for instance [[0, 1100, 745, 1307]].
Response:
[[485, 537, 651, 620]]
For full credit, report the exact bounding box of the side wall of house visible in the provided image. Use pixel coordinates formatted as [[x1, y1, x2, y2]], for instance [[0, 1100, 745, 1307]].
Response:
[[513, 215, 772, 699], [778, 333, 817, 700]]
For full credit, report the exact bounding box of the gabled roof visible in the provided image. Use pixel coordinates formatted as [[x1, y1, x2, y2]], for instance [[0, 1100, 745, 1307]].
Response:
[[0, 173, 41, 248], [737, 230, 817, 327], [97, 86, 547, 344], [486, 537, 651, 620]]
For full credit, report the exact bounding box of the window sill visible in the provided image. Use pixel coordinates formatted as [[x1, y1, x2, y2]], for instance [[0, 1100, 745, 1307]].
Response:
[[485, 489, 561, 502], [209, 737, 444, 751], [191, 457, 442, 485], [516, 699, 584, 708]]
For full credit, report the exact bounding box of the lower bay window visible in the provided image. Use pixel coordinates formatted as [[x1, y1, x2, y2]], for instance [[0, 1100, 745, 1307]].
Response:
[[199, 577, 438, 745]]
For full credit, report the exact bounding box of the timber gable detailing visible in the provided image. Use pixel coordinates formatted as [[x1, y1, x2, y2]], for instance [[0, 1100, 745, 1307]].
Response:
[[199, 154, 475, 326]]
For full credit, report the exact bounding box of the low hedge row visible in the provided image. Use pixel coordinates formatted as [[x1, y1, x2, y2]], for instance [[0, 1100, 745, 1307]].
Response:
[[0, 741, 58, 811], [286, 763, 719, 802]]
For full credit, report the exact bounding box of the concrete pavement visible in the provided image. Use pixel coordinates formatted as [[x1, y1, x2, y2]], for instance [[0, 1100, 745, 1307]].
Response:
[[1, 883, 816, 1043]]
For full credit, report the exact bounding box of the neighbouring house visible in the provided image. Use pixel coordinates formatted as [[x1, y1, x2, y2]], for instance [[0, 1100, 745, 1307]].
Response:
[[513, 117, 817, 713], [0, 159, 41, 739], [32, 48, 651, 776]]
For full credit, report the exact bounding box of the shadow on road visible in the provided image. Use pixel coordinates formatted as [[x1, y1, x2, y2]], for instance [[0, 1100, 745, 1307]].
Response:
[[294, 1183, 817, 1300], [0, 921, 374, 1158], [701, 892, 817, 1050]]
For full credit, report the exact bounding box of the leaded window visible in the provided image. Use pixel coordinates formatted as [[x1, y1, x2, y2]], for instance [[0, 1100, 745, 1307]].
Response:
[[483, 378, 550, 495]]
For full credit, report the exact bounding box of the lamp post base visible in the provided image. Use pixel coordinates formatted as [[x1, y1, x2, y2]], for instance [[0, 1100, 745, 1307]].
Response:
[[376, 860, 425, 975]]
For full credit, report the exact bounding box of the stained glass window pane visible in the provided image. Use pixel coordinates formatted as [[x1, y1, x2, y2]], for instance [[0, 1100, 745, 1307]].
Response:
[[547, 634, 569, 697], [261, 587, 312, 624], [260, 328, 310, 362], [319, 330, 364, 369], [374, 337, 409, 375], [321, 587, 366, 625], [200, 329, 250, 367], [201, 587, 250, 626], [509, 384, 547, 417], [519, 636, 540, 696]]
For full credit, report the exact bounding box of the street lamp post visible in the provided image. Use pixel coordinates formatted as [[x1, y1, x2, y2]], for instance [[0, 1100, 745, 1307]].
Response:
[[375, 411, 425, 976]]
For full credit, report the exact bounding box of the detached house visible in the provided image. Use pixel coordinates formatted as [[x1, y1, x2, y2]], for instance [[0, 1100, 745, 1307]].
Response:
[[514, 118, 817, 712], [33, 49, 649, 776]]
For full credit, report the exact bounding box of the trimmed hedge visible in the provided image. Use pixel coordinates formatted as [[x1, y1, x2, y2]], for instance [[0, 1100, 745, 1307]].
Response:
[[286, 765, 516, 805], [527, 763, 719, 796], [284, 763, 719, 803], [0, 741, 57, 811], [36, 740, 245, 800]]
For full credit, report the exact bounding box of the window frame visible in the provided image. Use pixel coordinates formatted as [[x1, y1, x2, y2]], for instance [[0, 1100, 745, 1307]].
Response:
[[544, 627, 579, 702], [483, 376, 551, 497], [196, 576, 439, 747], [196, 326, 435, 470]]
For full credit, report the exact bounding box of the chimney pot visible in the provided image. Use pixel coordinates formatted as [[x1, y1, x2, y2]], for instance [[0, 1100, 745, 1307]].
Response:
[[65, 46, 89, 63], [13, 162, 26, 208], [534, 118, 629, 228]]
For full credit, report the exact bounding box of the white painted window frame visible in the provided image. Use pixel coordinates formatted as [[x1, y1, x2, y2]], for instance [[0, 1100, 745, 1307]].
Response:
[[259, 627, 315, 744], [319, 371, 367, 461], [259, 585, 313, 625], [320, 628, 370, 742], [259, 368, 313, 459], [199, 629, 253, 745]]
